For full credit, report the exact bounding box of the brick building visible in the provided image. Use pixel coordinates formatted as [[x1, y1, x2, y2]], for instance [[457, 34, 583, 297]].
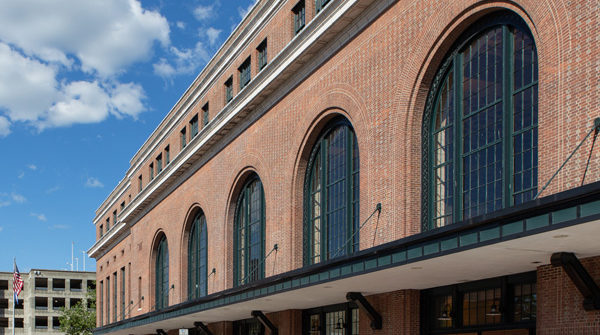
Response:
[[0, 269, 95, 335], [88, 0, 600, 334]]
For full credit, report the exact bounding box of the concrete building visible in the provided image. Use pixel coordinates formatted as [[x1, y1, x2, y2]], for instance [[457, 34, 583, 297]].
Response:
[[88, 0, 600, 334], [0, 269, 95, 335]]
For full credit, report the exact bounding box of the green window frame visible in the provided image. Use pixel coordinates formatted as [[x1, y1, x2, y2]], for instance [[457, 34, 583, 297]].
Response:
[[106, 276, 110, 324], [188, 211, 208, 300], [156, 154, 162, 173], [99, 281, 103, 326], [234, 175, 265, 286], [202, 103, 209, 127], [225, 77, 233, 103], [180, 127, 187, 149], [239, 57, 252, 90], [304, 118, 359, 265], [315, 0, 331, 14], [422, 13, 538, 230], [190, 114, 199, 139], [112, 272, 117, 322], [293, 0, 305, 34], [120, 267, 125, 321], [165, 145, 170, 165], [155, 235, 169, 310], [150, 163, 154, 180], [257, 39, 267, 71]]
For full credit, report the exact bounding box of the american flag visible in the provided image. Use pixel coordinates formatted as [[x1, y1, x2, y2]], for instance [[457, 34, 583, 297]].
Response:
[[13, 262, 24, 304]]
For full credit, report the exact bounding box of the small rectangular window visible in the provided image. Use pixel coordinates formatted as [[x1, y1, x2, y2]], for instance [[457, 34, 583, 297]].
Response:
[[165, 145, 170, 165], [190, 114, 199, 139], [52, 278, 65, 291], [138, 175, 142, 192], [52, 316, 60, 329], [35, 277, 47, 290], [120, 201, 125, 211], [202, 103, 209, 127], [106, 217, 110, 230], [156, 153, 163, 173], [257, 39, 267, 70], [99, 281, 103, 326], [180, 127, 187, 149], [225, 76, 234, 103], [315, 0, 331, 13], [52, 298, 65, 310], [35, 316, 48, 329], [113, 272, 117, 322], [239, 57, 251, 90], [35, 297, 48, 310], [99, 224, 103, 237], [112, 210, 117, 225], [292, 1, 305, 34], [70, 279, 82, 291], [120, 267, 126, 320], [149, 162, 154, 180]]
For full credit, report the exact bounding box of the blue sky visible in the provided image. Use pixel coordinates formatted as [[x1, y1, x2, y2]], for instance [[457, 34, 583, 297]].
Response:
[[0, 0, 256, 272]]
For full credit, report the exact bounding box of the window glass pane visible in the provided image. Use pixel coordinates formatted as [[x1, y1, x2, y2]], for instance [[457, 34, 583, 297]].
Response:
[[325, 310, 346, 335], [326, 126, 348, 259], [236, 177, 264, 285], [433, 70, 454, 227]]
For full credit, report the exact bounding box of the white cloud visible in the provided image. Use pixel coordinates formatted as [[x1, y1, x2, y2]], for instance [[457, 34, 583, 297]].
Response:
[[0, 0, 169, 76], [0, 0, 165, 135], [153, 42, 210, 81], [45, 186, 60, 194], [27, 164, 37, 170], [30, 213, 47, 222], [0, 116, 10, 137], [0, 227, 3, 232], [11, 193, 26, 203], [17, 171, 24, 179], [205, 27, 222, 46], [176, 21, 186, 30], [50, 224, 69, 230], [193, 5, 214, 21], [85, 177, 104, 188], [0, 201, 9, 208]]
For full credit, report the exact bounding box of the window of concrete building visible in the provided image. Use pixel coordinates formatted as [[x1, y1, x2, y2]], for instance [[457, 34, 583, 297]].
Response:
[[292, 0, 305, 34], [35, 277, 48, 290], [14, 318, 23, 328], [52, 298, 65, 310], [234, 175, 265, 286], [87, 280, 96, 291], [202, 103, 209, 127], [422, 12, 538, 230], [113, 210, 118, 225], [53, 316, 60, 329], [257, 39, 267, 71], [70, 279, 82, 291], [155, 235, 169, 310], [15, 300, 23, 309], [106, 217, 110, 231], [35, 297, 48, 310], [99, 224, 103, 237], [35, 316, 48, 329], [53, 278, 65, 291], [302, 302, 359, 335], [225, 76, 233, 103], [188, 210, 208, 300], [70, 298, 81, 308], [0, 317, 8, 328], [315, 0, 331, 13], [138, 175, 143, 192], [305, 118, 359, 265], [150, 162, 154, 180], [0, 299, 8, 310], [180, 127, 187, 149], [0, 280, 7, 290], [238, 57, 251, 90]]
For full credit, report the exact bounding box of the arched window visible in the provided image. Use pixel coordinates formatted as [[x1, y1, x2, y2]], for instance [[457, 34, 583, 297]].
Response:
[[234, 175, 265, 286], [155, 235, 169, 310], [423, 12, 538, 230], [304, 118, 359, 265], [188, 211, 207, 299]]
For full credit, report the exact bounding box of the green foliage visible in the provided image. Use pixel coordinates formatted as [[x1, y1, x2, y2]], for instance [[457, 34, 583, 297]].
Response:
[[59, 288, 96, 335]]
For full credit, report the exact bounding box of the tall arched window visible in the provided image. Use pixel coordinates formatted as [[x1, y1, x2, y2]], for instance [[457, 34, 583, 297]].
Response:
[[188, 211, 207, 299], [304, 117, 359, 265], [155, 235, 169, 310], [234, 175, 265, 286], [423, 12, 538, 230]]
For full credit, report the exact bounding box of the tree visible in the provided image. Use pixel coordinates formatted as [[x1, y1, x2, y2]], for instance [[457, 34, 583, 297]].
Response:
[[59, 288, 96, 335]]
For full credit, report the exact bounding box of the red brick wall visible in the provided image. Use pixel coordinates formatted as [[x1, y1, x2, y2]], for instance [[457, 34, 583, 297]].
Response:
[[359, 290, 420, 335], [537, 255, 600, 334], [93, 0, 600, 330]]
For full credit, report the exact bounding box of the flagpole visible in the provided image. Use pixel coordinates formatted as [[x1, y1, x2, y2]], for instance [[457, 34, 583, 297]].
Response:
[[12, 258, 15, 335]]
